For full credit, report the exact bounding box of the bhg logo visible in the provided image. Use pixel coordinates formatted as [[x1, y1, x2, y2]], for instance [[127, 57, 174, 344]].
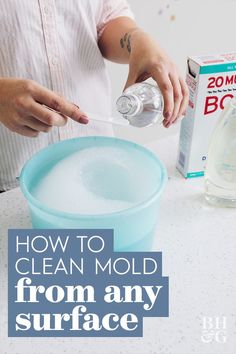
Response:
[[201, 316, 227, 344]]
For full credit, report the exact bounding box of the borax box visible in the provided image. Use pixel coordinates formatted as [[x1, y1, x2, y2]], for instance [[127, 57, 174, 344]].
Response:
[[177, 53, 236, 178]]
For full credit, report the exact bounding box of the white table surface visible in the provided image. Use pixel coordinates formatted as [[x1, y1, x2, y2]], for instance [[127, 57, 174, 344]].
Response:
[[0, 134, 236, 354]]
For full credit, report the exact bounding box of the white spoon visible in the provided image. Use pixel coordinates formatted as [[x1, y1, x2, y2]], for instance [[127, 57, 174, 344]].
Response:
[[85, 112, 130, 127]]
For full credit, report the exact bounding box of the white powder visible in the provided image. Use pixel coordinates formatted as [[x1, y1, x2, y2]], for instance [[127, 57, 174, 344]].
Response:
[[32, 146, 159, 215]]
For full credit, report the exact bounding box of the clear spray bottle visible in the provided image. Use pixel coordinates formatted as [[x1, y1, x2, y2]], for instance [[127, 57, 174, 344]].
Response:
[[116, 82, 164, 127], [205, 98, 236, 207]]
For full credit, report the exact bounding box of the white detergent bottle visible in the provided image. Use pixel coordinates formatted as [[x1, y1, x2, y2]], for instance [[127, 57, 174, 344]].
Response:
[[116, 82, 164, 127], [205, 98, 236, 207]]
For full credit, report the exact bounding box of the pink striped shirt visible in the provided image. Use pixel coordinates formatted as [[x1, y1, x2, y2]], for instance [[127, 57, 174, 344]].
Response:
[[0, 0, 134, 190]]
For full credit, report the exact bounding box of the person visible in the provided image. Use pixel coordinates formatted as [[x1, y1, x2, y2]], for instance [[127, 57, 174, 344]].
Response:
[[0, 0, 189, 191]]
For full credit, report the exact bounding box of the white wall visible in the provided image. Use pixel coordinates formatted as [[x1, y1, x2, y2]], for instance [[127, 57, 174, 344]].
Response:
[[107, 0, 236, 144]]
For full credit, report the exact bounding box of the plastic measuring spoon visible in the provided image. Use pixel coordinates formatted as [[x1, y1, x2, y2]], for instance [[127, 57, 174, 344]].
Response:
[[85, 112, 130, 127]]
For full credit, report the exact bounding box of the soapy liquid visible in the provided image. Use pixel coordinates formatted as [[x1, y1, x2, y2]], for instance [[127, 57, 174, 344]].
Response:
[[32, 146, 160, 214]]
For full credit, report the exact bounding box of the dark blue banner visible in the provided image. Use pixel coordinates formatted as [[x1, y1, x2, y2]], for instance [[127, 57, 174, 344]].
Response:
[[8, 229, 169, 337]]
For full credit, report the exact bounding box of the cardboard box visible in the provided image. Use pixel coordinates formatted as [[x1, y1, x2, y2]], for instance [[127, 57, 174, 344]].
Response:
[[177, 53, 236, 178]]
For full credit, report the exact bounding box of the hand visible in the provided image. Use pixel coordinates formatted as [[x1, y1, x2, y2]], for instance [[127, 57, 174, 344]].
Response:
[[124, 30, 189, 128], [0, 78, 89, 137]]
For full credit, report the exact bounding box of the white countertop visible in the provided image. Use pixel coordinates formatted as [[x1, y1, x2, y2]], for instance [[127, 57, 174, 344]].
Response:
[[0, 134, 236, 354]]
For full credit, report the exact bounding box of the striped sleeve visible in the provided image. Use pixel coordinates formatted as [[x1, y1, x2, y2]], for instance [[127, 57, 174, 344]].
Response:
[[97, 0, 135, 39]]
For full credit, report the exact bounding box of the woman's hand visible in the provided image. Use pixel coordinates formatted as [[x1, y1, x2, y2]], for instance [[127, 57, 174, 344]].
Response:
[[124, 30, 189, 128], [0, 78, 88, 137]]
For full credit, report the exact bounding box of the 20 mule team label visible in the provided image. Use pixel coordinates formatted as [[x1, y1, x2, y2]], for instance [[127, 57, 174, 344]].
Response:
[[177, 52, 236, 178], [8, 229, 169, 337]]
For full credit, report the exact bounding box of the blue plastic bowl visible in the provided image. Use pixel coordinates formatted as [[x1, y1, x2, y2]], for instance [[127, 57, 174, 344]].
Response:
[[20, 136, 167, 251]]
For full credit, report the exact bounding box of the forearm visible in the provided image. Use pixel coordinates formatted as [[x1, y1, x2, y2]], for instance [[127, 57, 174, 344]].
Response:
[[98, 16, 141, 63]]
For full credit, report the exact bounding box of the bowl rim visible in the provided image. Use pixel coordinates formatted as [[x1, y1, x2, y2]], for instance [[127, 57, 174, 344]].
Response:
[[20, 136, 168, 220]]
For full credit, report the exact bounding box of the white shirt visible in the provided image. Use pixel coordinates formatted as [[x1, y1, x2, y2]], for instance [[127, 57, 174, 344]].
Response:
[[0, 0, 133, 191]]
